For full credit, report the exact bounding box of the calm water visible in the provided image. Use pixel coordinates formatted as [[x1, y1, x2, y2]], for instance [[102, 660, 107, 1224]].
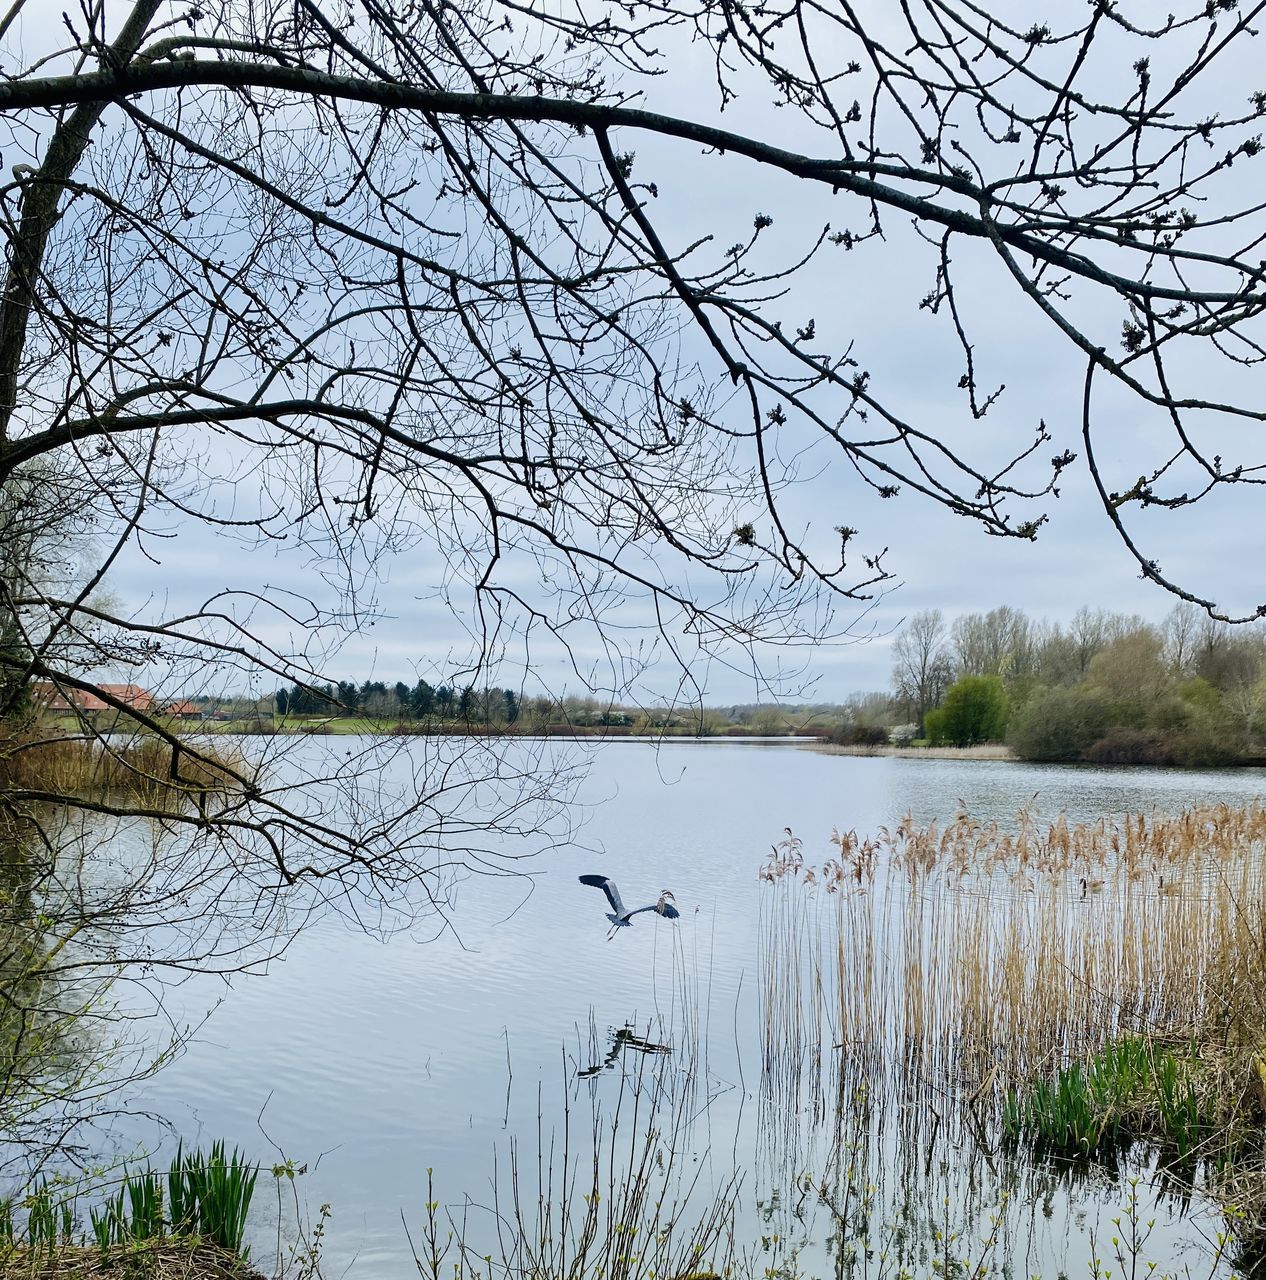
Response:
[[105, 742, 1265, 1277]]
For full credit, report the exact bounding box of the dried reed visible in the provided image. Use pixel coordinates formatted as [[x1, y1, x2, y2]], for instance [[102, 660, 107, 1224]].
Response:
[[759, 804, 1266, 1241], [0, 733, 243, 809], [761, 805, 1266, 1088], [0, 1241, 260, 1280]]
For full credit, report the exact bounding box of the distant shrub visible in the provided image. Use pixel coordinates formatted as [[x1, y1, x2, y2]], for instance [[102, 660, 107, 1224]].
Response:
[[827, 723, 889, 747], [1177, 676, 1222, 716], [1080, 723, 1241, 768], [925, 675, 1008, 747], [1007, 685, 1113, 762], [1080, 728, 1175, 766], [1170, 728, 1240, 768], [1149, 694, 1193, 733], [228, 719, 276, 735], [923, 707, 946, 743]]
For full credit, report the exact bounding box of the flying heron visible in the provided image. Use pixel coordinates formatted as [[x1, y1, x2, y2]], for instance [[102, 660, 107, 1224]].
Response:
[[579, 874, 680, 939]]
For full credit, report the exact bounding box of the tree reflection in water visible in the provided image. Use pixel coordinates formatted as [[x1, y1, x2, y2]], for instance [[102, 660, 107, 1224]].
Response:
[[0, 807, 223, 1181]]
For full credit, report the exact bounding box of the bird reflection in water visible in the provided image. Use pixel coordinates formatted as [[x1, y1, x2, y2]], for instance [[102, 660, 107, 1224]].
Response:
[[577, 1024, 672, 1079]]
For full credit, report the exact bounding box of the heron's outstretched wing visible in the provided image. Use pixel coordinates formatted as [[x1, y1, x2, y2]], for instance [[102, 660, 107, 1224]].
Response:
[[625, 899, 680, 920], [579, 874, 626, 918]]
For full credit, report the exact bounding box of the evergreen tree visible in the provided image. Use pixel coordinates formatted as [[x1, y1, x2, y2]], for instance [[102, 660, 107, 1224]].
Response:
[[412, 680, 435, 718]]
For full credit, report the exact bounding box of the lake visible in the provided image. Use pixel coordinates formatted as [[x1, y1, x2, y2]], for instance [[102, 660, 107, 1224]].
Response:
[[105, 740, 1266, 1277]]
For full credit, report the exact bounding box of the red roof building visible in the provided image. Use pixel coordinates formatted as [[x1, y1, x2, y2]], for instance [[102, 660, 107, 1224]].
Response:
[[32, 682, 154, 714]]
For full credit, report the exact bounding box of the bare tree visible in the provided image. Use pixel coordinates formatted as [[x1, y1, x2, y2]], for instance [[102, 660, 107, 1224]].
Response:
[[891, 610, 951, 733], [1161, 603, 1202, 677], [0, 2, 1264, 976], [1066, 608, 1118, 681], [951, 607, 1034, 680]]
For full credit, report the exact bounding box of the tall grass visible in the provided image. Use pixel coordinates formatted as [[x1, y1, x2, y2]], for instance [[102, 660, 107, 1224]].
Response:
[[19, 1182, 76, 1255], [169, 1140, 258, 1255], [415, 1063, 738, 1280], [998, 1036, 1214, 1158], [0, 731, 244, 808], [759, 803, 1266, 1244], [1, 1143, 258, 1271]]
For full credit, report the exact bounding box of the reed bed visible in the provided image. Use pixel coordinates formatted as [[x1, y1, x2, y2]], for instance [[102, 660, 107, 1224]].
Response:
[[761, 805, 1266, 1089], [0, 734, 244, 809], [759, 803, 1266, 1243]]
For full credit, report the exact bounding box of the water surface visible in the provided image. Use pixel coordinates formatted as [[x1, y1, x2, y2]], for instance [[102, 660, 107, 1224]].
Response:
[[117, 742, 1266, 1276]]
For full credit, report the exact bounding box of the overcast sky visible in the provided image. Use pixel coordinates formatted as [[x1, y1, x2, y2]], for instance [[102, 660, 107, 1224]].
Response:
[[26, 2, 1266, 704]]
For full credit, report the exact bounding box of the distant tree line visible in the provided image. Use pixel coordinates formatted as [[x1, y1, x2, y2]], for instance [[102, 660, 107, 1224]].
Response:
[[275, 682, 690, 730], [271, 684, 868, 736], [277, 679, 524, 724], [891, 605, 1266, 765]]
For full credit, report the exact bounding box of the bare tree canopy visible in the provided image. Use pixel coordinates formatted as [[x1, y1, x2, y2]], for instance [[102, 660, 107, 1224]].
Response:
[[891, 609, 950, 732], [1, 0, 1266, 904]]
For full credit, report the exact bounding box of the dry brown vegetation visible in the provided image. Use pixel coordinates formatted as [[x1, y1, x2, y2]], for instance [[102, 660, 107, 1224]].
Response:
[[0, 734, 243, 810], [0, 1242, 261, 1280], [759, 804, 1266, 1242]]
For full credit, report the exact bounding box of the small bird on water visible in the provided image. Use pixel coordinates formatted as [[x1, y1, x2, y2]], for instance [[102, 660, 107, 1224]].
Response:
[[579, 874, 680, 940]]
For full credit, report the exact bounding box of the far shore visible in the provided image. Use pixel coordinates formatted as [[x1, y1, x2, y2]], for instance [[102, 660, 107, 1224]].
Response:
[[813, 742, 1014, 761]]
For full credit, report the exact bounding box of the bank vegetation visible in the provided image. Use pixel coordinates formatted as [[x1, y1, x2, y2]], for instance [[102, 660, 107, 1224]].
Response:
[[892, 602, 1266, 765], [760, 803, 1266, 1260]]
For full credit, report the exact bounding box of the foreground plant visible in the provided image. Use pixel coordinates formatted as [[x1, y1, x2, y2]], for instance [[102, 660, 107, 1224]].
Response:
[[168, 1141, 258, 1257], [0, 1143, 260, 1278], [1000, 1036, 1233, 1166], [415, 1065, 737, 1280]]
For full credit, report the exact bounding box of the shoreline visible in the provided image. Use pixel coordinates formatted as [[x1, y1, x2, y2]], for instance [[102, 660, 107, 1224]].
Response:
[[811, 743, 1014, 761]]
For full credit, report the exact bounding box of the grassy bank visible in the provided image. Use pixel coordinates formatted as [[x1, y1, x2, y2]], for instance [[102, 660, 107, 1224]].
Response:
[[223, 716, 831, 739], [812, 741, 1013, 760]]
